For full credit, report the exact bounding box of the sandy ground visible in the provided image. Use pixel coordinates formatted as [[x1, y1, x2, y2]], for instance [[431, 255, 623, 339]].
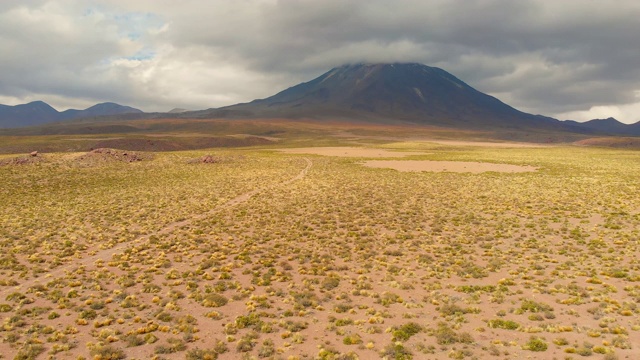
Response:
[[228, 133, 282, 141], [278, 147, 426, 157], [2, 148, 638, 360], [421, 140, 550, 148], [333, 131, 553, 147], [362, 160, 538, 173]]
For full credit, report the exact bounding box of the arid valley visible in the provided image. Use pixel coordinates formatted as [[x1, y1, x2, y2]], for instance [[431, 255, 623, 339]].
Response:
[[1, 121, 639, 359], [2, 2, 640, 358]]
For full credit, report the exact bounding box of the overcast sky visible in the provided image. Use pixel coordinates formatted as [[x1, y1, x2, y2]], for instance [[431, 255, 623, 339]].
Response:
[[1, 0, 639, 123]]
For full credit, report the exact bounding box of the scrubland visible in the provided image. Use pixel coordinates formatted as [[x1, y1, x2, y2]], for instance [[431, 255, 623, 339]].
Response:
[[0, 134, 639, 360]]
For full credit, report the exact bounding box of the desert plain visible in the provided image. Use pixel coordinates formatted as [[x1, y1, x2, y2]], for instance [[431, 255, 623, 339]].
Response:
[[0, 120, 639, 360]]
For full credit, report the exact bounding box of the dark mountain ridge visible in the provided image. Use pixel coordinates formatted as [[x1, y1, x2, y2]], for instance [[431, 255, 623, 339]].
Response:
[[0, 101, 143, 128], [191, 63, 630, 134], [2, 63, 638, 137], [564, 117, 640, 136]]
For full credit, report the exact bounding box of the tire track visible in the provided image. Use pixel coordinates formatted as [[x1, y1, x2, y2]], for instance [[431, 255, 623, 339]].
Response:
[[1, 157, 312, 297]]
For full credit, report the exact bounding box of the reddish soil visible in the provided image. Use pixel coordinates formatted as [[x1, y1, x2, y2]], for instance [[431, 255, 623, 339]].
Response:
[[0, 152, 46, 166], [574, 137, 640, 149], [91, 136, 272, 152], [75, 148, 153, 163]]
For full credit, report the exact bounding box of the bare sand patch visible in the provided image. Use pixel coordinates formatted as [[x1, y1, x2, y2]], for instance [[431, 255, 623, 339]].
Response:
[[228, 133, 282, 141], [424, 140, 550, 148], [363, 160, 537, 173], [333, 131, 552, 147], [279, 147, 425, 157]]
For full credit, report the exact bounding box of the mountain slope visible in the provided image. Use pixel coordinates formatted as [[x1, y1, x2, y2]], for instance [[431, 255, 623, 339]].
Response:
[[0, 101, 62, 127], [0, 101, 143, 128], [202, 63, 576, 131], [191, 62, 640, 136], [60, 102, 143, 119]]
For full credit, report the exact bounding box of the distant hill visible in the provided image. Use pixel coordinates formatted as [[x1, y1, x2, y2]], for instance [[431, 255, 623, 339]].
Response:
[[564, 117, 640, 136], [3, 63, 639, 137], [0, 101, 61, 128], [168, 108, 189, 113], [0, 101, 143, 128]]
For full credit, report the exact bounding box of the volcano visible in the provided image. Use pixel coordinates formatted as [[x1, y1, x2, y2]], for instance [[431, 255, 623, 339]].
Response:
[[202, 63, 577, 132]]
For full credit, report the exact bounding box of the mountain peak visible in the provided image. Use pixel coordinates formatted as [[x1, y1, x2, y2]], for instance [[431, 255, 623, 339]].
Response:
[[0, 101, 143, 128], [218, 61, 530, 129], [83, 102, 143, 113], [24, 100, 57, 110]]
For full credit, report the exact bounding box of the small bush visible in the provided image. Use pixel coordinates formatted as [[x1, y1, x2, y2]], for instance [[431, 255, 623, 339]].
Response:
[[321, 275, 340, 290], [553, 337, 569, 346], [258, 339, 275, 358], [335, 318, 354, 326], [523, 337, 548, 352], [186, 341, 228, 359], [156, 311, 173, 322], [14, 343, 45, 360], [124, 334, 145, 347], [392, 322, 423, 341], [520, 299, 553, 313], [381, 342, 413, 359], [155, 338, 186, 354], [236, 338, 255, 352], [343, 334, 362, 345], [90, 345, 126, 360], [432, 322, 473, 345], [202, 293, 229, 307], [487, 319, 520, 330], [79, 309, 97, 320]]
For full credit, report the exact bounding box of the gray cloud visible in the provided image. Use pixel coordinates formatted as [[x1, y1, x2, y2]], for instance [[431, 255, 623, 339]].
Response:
[[0, 0, 639, 122]]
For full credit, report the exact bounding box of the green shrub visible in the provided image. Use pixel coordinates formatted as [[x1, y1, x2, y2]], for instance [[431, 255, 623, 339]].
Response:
[[343, 334, 362, 345], [14, 343, 45, 360], [553, 337, 569, 346], [156, 311, 173, 322], [79, 309, 97, 320], [236, 338, 255, 352], [186, 342, 228, 360], [381, 343, 413, 360], [90, 345, 126, 360], [258, 339, 275, 358], [523, 337, 548, 352], [487, 319, 520, 330], [124, 334, 146, 347], [392, 322, 423, 341], [432, 322, 473, 345], [335, 318, 354, 326], [235, 313, 263, 329], [334, 303, 352, 313], [520, 299, 553, 313], [48, 311, 60, 320], [202, 293, 229, 307], [155, 338, 186, 354], [321, 275, 340, 290]]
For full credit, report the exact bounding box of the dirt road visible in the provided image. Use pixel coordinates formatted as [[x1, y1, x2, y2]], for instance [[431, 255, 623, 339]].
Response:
[[0, 157, 312, 298]]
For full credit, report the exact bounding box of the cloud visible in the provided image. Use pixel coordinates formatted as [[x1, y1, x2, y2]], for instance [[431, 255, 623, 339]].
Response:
[[0, 0, 639, 123]]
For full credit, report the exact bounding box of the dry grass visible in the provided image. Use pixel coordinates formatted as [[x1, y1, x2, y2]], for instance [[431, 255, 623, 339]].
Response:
[[362, 160, 537, 173], [0, 134, 639, 359]]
